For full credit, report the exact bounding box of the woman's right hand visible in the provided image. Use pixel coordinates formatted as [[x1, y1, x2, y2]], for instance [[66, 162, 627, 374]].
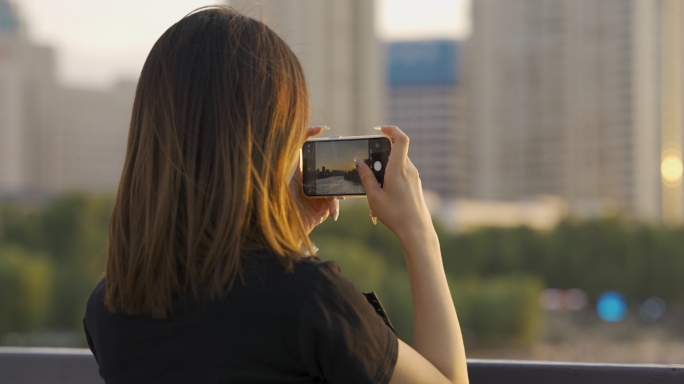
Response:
[[356, 126, 468, 384], [354, 125, 434, 241]]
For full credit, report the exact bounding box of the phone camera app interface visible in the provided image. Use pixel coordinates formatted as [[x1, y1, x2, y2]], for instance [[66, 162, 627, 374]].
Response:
[[303, 138, 390, 196]]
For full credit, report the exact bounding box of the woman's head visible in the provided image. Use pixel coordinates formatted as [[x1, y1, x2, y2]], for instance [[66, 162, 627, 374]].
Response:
[[105, 6, 312, 319]]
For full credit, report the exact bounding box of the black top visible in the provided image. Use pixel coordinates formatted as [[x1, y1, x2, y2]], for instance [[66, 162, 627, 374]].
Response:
[[84, 251, 398, 384]]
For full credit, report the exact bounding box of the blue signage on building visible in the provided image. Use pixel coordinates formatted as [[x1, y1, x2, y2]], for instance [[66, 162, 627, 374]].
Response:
[[0, 0, 19, 34], [387, 40, 459, 87]]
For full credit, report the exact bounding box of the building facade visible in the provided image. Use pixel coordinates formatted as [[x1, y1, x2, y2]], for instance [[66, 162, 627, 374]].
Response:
[[228, 0, 383, 136], [0, 2, 59, 194], [386, 40, 468, 198], [54, 82, 135, 191], [0, 0, 135, 195], [466, 0, 680, 223]]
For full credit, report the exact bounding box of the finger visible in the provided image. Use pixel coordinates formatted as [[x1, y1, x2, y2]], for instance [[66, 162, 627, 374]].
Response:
[[306, 125, 330, 140], [326, 198, 340, 221], [313, 203, 328, 226], [374, 125, 409, 166], [354, 156, 382, 196]]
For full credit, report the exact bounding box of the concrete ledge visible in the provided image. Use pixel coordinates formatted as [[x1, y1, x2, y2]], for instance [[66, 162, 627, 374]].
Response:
[[2, 347, 683, 383], [467, 359, 684, 384], [0, 347, 103, 384]]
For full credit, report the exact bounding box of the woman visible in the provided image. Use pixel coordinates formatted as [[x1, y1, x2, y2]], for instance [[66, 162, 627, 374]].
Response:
[[84, 6, 468, 384]]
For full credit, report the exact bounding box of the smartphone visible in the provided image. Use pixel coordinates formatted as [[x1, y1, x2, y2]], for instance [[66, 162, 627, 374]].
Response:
[[301, 135, 392, 198]]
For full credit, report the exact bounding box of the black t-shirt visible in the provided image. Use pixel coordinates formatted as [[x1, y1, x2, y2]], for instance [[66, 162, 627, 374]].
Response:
[[83, 251, 398, 384]]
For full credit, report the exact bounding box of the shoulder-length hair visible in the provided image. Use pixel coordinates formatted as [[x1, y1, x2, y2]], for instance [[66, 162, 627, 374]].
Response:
[[104, 6, 313, 319]]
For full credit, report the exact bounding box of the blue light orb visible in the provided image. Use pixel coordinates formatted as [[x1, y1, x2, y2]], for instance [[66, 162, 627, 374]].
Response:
[[597, 291, 627, 322]]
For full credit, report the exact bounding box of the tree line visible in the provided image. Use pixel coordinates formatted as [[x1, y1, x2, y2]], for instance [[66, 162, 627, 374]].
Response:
[[1, 194, 682, 347]]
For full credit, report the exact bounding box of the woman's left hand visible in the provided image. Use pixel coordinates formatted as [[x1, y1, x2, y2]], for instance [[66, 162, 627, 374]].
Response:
[[290, 126, 339, 234]]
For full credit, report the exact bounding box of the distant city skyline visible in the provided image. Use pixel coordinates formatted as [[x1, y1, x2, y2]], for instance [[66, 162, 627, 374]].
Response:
[[11, 0, 470, 89]]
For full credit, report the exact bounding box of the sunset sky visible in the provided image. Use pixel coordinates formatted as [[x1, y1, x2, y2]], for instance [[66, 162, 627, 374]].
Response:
[[316, 140, 369, 172]]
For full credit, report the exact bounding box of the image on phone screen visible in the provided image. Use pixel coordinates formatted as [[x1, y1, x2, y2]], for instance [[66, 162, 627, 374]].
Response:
[[302, 137, 391, 197]]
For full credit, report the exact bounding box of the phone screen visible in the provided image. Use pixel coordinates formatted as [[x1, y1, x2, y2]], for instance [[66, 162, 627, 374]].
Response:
[[302, 137, 391, 197]]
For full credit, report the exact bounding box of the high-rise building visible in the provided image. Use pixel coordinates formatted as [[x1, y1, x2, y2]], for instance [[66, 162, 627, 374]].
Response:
[[386, 40, 467, 198], [659, 0, 684, 225], [466, 0, 679, 223], [0, 0, 18, 34], [54, 82, 135, 191], [227, 0, 383, 136], [0, 1, 60, 194], [0, 0, 135, 195]]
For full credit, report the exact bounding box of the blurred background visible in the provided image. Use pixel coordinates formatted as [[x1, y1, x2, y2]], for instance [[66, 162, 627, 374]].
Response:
[[1, 0, 684, 364]]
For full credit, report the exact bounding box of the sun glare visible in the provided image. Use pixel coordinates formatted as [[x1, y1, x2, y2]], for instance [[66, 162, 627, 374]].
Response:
[[661, 155, 683, 184]]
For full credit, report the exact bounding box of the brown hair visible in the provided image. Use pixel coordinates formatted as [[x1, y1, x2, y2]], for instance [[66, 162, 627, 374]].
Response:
[[104, 6, 313, 319]]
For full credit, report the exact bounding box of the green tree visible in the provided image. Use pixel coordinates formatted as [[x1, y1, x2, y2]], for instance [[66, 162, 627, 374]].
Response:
[[0, 193, 113, 332], [0, 246, 53, 334]]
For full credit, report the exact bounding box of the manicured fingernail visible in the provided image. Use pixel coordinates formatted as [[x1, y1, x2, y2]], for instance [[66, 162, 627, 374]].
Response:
[[371, 215, 377, 226], [333, 209, 339, 221], [353, 156, 360, 169], [373, 126, 383, 130], [311, 125, 330, 130]]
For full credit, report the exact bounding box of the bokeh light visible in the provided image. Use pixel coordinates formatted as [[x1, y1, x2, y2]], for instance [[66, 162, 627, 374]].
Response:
[[538, 288, 587, 311], [539, 288, 562, 310], [661, 155, 683, 184], [566, 289, 587, 310], [597, 291, 627, 322], [639, 297, 666, 322]]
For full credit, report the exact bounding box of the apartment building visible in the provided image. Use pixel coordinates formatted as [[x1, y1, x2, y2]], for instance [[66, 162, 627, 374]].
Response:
[[0, 0, 135, 194], [228, 0, 383, 136], [386, 40, 467, 198], [466, 0, 676, 222]]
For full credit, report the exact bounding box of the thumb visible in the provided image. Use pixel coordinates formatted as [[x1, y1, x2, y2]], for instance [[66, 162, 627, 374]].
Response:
[[354, 156, 382, 196]]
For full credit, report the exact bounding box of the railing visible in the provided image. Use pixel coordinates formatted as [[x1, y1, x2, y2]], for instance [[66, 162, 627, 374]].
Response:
[[0, 347, 101, 384], [467, 359, 683, 384], [1, 347, 682, 383]]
